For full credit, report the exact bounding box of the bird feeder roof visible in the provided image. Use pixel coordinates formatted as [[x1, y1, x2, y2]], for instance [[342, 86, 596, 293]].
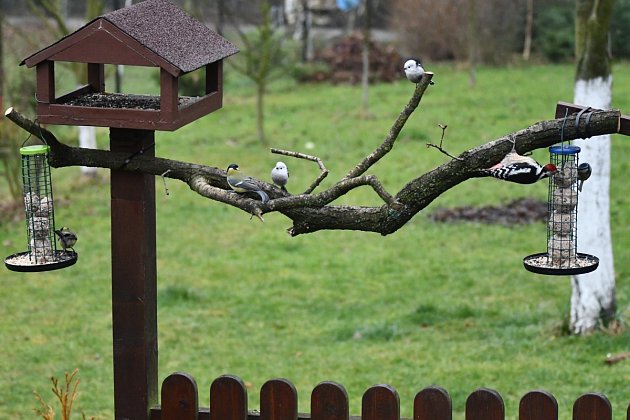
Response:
[[21, 0, 238, 76]]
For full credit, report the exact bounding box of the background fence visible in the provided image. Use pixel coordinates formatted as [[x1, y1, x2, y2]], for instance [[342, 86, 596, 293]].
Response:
[[149, 373, 628, 420]]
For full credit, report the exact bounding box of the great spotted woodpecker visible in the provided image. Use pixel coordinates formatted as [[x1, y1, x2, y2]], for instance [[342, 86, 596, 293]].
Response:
[[475, 142, 557, 184]]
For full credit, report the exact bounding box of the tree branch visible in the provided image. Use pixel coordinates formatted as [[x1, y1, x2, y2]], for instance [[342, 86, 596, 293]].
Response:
[[344, 72, 434, 179], [4, 97, 621, 237]]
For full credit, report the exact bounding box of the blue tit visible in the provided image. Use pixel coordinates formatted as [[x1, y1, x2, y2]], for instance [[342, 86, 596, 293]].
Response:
[[226, 164, 269, 203], [271, 161, 289, 191], [577, 162, 592, 192], [54, 226, 77, 252]]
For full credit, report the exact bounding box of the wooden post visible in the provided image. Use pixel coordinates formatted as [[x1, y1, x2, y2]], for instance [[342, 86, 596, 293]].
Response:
[[110, 128, 157, 420]]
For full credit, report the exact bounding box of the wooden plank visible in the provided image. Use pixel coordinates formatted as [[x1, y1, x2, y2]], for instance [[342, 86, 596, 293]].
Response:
[[311, 381, 349, 420], [573, 393, 612, 420], [556, 101, 629, 136], [88, 63, 105, 92], [210, 375, 248, 420], [361, 384, 399, 420], [36, 61, 55, 104], [414, 386, 451, 420], [160, 372, 199, 420], [465, 388, 504, 420], [261, 379, 298, 420], [519, 390, 557, 420], [160, 69, 178, 122], [110, 129, 157, 420]]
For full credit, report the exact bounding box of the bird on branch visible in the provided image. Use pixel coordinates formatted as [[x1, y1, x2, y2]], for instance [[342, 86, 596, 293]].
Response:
[[475, 141, 557, 184], [226, 164, 269, 203], [403, 58, 434, 85], [271, 161, 289, 192]]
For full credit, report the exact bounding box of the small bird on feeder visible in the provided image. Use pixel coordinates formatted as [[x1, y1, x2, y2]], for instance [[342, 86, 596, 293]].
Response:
[[476, 141, 557, 184], [271, 161, 289, 192], [226, 164, 269, 203], [577, 162, 592, 192], [403, 58, 434, 85], [54, 227, 77, 252]]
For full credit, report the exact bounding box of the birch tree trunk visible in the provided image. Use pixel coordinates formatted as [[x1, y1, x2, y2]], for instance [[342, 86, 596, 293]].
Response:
[[523, 0, 534, 60], [571, 0, 616, 334], [78, 126, 98, 177]]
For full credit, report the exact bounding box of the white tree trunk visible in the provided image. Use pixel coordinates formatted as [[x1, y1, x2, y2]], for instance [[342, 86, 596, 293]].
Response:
[[79, 125, 97, 177], [571, 75, 616, 334]]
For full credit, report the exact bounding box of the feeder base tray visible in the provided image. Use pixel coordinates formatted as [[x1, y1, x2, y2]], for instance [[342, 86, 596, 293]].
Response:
[[523, 252, 598, 276], [4, 251, 78, 272]]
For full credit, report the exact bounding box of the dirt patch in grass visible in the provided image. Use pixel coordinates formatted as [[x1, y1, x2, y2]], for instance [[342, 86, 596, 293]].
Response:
[[430, 197, 547, 226]]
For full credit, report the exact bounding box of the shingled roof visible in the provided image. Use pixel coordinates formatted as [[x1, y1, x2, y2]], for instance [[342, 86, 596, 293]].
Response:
[[22, 0, 238, 75]]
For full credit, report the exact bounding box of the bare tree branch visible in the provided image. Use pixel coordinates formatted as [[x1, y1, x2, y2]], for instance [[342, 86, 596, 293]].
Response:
[[426, 124, 464, 161], [344, 72, 434, 179], [4, 88, 621, 237]]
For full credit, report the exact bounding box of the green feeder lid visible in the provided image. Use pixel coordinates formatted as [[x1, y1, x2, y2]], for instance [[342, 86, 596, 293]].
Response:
[[20, 145, 50, 156]]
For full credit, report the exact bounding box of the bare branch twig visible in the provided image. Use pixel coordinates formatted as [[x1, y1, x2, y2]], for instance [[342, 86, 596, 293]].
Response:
[[344, 72, 434, 179], [271, 147, 329, 194], [426, 124, 464, 161]]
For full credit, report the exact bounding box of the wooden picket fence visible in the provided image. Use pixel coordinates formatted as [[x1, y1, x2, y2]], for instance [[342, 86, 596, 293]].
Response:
[[149, 373, 629, 420]]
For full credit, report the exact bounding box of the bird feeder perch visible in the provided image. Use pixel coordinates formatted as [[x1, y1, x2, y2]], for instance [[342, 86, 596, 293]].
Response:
[[523, 146, 598, 275], [4, 143, 77, 272]]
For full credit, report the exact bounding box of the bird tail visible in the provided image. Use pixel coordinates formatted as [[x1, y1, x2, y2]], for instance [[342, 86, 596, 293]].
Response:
[[257, 190, 269, 203]]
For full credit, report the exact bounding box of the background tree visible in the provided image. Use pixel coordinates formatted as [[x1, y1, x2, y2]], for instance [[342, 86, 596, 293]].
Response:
[[571, 0, 617, 334], [361, 0, 371, 112], [523, 0, 534, 60], [228, 0, 291, 144]]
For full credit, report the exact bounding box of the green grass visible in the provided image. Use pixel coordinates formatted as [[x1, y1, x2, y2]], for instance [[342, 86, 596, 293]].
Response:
[[1, 63, 629, 419]]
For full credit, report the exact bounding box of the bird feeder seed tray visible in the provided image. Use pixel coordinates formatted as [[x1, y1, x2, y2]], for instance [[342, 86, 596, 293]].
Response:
[[4, 145, 77, 272], [523, 145, 598, 276]]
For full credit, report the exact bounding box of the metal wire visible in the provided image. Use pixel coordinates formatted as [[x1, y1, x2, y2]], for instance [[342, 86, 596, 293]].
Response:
[[22, 148, 58, 264], [547, 109, 579, 268]]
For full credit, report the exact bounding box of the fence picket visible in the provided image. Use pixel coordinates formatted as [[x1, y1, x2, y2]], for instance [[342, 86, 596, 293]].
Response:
[[209, 375, 248, 420], [465, 388, 504, 420], [362, 384, 400, 420], [260, 378, 298, 420], [519, 390, 557, 420], [311, 381, 349, 420], [159, 372, 199, 420], [151, 371, 624, 419], [413, 386, 451, 420], [573, 393, 612, 420]]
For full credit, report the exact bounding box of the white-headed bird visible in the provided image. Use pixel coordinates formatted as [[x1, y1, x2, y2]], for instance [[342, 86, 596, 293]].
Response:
[[404, 58, 434, 85], [271, 161, 289, 191]]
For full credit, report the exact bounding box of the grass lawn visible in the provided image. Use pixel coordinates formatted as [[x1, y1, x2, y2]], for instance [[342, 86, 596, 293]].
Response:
[[0, 62, 629, 419]]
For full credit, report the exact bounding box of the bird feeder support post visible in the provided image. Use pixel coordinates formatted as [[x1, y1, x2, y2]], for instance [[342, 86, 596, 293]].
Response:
[[110, 128, 158, 420], [87, 63, 105, 92]]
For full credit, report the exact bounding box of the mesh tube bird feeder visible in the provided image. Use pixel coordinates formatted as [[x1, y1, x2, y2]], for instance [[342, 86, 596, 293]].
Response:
[[523, 145, 598, 275], [4, 143, 77, 272]]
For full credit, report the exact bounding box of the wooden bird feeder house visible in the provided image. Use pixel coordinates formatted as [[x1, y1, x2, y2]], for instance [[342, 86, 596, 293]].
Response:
[[20, 0, 238, 131]]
